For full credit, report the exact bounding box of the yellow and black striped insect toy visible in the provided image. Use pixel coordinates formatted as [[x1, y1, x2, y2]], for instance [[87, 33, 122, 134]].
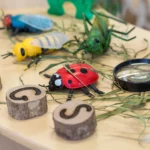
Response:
[[2, 32, 69, 68]]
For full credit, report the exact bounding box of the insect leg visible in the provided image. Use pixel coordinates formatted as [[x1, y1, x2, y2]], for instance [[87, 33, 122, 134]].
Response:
[[11, 28, 20, 36], [111, 33, 136, 41], [81, 87, 94, 98], [41, 48, 49, 54], [82, 13, 89, 35], [89, 84, 104, 94], [43, 74, 51, 78], [24, 60, 34, 70], [110, 27, 135, 35], [34, 56, 42, 65], [104, 33, 112, 50], [93, 11, 126, 24], [66, 89, 74, 101], [83, 13, 92, 26]]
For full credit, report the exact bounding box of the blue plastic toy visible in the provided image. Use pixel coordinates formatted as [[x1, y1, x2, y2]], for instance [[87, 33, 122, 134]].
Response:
[[1, 14, 53, 36]]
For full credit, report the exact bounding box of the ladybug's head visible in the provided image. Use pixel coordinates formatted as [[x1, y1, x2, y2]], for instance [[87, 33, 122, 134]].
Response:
[[2, 15, 12, 28], [48, 73, 63, 91]]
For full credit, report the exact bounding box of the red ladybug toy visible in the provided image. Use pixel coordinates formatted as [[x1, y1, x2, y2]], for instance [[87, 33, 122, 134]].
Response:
[[45, 63, 104, 101]]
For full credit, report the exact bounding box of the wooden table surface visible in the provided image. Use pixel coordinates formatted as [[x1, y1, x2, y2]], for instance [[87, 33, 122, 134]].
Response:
[[0, 7, 150, 150]]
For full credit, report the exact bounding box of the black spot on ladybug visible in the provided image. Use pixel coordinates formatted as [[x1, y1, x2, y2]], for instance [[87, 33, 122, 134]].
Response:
[[80, 68, 88, 74], [68, 80, 72, 84], [70, 69, 75, 73]]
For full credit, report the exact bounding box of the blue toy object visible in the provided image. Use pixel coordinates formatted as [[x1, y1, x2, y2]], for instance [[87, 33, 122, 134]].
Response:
[[1, 14, 53, 36], [47, 0, 94, 19]]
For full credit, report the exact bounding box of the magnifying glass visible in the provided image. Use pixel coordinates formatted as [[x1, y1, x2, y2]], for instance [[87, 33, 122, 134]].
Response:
[[113, 59, 150, 92]]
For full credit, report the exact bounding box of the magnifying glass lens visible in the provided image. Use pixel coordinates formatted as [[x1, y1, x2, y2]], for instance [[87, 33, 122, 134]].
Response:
[[116, 63, 150, 83]]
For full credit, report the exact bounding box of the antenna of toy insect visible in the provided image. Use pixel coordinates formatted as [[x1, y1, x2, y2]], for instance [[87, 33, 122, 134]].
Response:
[[0, 9, 4, 20], [38, 84, 49, 92], [1, 52, 13, 59], [92, 10, 126, 24], [82, 13, 89, 35], [1, 9, 5, 17], [39, 84, 49, 88], [0, 9, 16, 44], [83, 14, 92, 26], [43, 74, 51, 78], [0, 27, 4, 30], [0, 9, 5, 30]]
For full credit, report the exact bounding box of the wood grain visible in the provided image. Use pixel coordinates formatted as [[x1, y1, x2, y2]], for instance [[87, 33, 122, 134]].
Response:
[[53, 101, 97, 140], [6, 85, 47, 120]]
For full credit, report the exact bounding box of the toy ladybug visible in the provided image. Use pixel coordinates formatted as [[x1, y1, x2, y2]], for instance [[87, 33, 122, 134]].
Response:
[[44, 63, 104, 101]]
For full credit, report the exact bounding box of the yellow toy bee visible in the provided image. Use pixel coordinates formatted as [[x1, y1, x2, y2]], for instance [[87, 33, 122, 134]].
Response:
[[2, 32, 69, 67]]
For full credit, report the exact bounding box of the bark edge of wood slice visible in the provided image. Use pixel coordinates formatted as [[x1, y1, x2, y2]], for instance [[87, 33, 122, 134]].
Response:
[[53, 100, 97, 140], [6, 85, 47, 120]]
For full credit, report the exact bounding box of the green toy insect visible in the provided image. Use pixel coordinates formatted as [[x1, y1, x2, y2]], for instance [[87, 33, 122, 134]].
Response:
[[47, 0, 93, 19], [73, 11, 136, 55]]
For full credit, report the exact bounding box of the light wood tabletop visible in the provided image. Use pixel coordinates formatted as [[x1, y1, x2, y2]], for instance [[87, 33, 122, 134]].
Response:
[[0, 7, 150, 150]]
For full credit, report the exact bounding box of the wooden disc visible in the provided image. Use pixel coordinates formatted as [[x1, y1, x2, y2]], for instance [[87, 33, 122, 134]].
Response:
[[6, 85, 47, 120], [53, 101, 97, 140]]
